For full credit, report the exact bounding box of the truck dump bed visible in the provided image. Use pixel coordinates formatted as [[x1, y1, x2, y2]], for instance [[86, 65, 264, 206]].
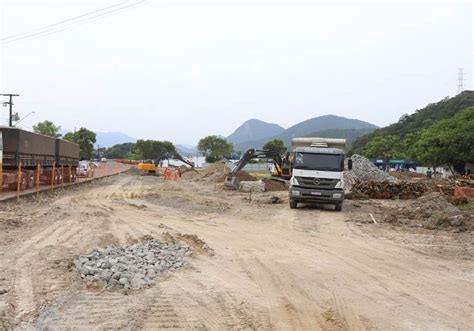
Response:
[[291, 138, 347, 152]]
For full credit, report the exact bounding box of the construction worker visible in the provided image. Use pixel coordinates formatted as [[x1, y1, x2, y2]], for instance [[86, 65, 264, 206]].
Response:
[[163, 167, 170, 180]]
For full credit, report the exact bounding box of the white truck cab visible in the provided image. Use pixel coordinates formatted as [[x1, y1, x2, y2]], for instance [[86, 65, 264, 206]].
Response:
[[288, 138, 351, 211]]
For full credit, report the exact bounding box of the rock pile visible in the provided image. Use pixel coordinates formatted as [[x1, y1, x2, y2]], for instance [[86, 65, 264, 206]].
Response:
[[75, 239, 192, 289], [350, 179, 427, 199], [344, 154, 398, 191]]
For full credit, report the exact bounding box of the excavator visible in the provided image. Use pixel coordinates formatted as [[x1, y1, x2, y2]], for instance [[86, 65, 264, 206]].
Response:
[[224, 149, 292, 189], [137, 152, 195, 175]]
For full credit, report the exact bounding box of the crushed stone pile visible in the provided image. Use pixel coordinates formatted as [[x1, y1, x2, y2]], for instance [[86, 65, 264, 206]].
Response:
[[344, 154, 398, 191], [75, 239, 191, 290]]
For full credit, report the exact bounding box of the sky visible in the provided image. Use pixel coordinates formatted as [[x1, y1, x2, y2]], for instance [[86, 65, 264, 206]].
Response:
[[0, 0, 472, 145]]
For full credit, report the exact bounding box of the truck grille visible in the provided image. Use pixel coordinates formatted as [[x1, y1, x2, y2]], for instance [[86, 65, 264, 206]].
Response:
[[295, 176, 339, 189]]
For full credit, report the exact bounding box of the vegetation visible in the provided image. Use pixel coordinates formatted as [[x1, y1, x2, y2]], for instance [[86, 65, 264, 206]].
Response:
[[134, 140, 176, 160], [263, 138, 286, 154], [409, 107, 474, 172], [459, 202, 474, 211], [103, 142, 136, 159], [64, 128, 96, 160], [33, 120, 62, 138], [351, 91, 474, 156], [357, 133, 418, 160], [198, 135, 233, 163]]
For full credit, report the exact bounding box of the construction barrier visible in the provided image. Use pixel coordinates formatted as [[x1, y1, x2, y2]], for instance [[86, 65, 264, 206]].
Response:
[[0, 161, 132, 202]]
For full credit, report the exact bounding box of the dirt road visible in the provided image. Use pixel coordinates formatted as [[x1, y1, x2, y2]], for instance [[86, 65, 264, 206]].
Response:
[[0, 173, 472, 329]]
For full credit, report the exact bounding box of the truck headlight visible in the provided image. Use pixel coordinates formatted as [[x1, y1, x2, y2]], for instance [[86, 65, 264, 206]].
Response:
[[291, 190, 301, 196], [333, 193, 342, 199], [335, 180, 343, 189], [290, 177, 299, 186]]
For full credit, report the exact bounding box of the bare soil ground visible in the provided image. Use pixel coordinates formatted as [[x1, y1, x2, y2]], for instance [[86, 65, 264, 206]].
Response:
[[0, 173, 473, 330]]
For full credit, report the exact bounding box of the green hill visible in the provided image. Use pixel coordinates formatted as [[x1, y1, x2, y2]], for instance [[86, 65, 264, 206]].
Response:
[[351, 91, 474, 155]]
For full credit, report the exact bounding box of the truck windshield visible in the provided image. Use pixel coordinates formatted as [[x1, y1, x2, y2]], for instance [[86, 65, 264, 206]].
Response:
[[294, 152, 344, 172]]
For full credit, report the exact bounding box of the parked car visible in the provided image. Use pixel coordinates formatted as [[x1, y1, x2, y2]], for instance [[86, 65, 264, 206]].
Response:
[[77, 161, 94, 178]]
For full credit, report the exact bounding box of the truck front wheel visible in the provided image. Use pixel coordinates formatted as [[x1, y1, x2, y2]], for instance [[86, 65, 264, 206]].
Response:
[[289, 199, 298, 209], [335, 203, 342, 212]]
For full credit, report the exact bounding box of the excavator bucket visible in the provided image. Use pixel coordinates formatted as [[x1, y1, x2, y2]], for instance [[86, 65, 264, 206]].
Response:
[[224, 175, 240, 189]]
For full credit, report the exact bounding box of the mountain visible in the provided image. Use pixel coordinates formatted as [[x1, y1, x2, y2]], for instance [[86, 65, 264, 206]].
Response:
[[176, 144, 197, 156], [351, 91, 474, 154], [231, 115, 378, 151], [307, 128, 377, 148], [278, 115, 377, 145], [226, 119, 285, 146], [95, 132, 136, 148]]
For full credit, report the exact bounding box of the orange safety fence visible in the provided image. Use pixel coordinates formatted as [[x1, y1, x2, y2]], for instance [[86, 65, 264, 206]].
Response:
[[0, 161, 133, 202]]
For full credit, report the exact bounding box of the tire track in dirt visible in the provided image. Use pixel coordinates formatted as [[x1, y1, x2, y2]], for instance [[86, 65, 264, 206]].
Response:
[[12, 218, 79, 320]]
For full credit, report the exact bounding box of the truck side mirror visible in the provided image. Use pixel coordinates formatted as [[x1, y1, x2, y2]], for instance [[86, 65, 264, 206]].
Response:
[[348, 159, 353, 170]]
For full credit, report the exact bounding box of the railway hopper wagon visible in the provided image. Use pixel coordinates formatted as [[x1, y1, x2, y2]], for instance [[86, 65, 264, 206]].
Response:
[[0, 127, 80, 191]]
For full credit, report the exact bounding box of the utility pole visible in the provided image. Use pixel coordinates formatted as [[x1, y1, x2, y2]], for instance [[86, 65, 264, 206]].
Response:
[[457, 68, 464, 94], [0, 93, 20, 127]]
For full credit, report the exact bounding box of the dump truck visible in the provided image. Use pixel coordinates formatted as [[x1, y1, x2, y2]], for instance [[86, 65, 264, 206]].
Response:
[[288, 137, 352, 211]]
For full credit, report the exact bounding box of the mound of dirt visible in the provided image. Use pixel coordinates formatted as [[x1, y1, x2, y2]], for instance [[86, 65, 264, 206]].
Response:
[[215, 170, 257, 183], [200, 162, 229, 182], [234, 171, 257, 181], [262, 178, 288, 191], [382, 192, 471, 230]]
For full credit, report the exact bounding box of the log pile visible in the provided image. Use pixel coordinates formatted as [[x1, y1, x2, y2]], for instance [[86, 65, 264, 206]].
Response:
[[350, 179, 427, 199]]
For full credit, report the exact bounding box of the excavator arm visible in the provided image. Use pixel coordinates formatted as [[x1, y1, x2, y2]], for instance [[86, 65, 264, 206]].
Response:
[[172, 152, 195, 168], [224, 149, 283, 189]]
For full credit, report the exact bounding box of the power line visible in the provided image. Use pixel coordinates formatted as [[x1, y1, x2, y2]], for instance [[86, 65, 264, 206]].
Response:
[[2, 1, 146, 46], [1, 1, 130, 41]]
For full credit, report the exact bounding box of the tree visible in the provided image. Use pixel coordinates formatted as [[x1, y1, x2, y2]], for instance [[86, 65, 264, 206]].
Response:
[[358, 135, 407, 159], [351, 91, 474, 155], [33, 120, 62, 138], [104, 142, 136, 159], [263, 139, 287, 154], [64, 128, 96, 160], [197, 135, 233, 163], [408, 107, 474, 172], [134, 140, 177, 160]]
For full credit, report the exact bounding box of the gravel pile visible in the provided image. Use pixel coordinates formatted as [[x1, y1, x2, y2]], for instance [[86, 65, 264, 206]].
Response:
[[344, 154, 398, 191], [75, 239, 192, 289]]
